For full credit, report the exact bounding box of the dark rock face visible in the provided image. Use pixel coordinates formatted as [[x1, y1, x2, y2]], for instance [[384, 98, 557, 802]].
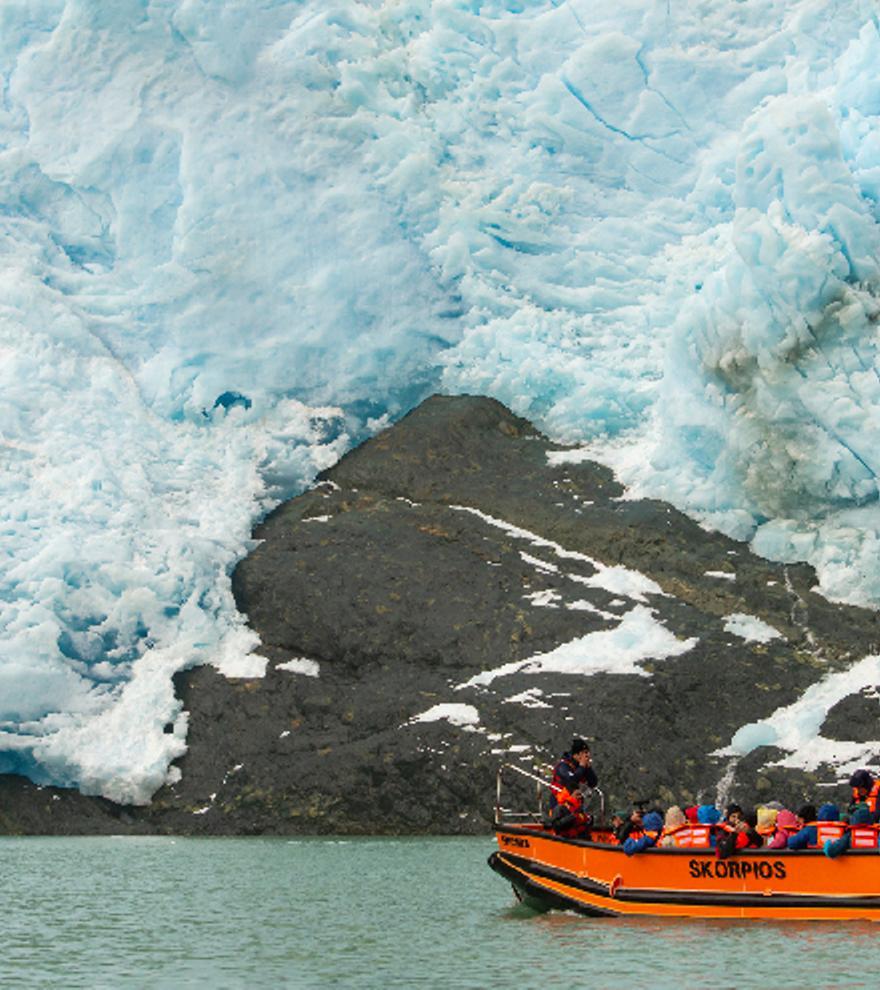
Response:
[[3, 394, 880, 835], [822, 691, 880, 743]]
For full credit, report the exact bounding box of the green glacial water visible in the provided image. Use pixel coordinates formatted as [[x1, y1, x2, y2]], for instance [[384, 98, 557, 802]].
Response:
[[2, 836, 879, 988]]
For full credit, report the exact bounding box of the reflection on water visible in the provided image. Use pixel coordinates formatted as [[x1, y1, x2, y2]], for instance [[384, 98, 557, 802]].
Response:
[[0, 837, 879, 989]]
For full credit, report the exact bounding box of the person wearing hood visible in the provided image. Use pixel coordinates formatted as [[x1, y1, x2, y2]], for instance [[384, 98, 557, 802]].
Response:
[[659, 806, 687, 847], [756, 806, 779, 843], [548, 784, 592, 839], [767, 809, 799, 849], [550, 738, 597, 807], [787, 803, 835, 850], [825, 804, 873, 858], [623, 811, 663, 855], [697, 804, 721, 846]]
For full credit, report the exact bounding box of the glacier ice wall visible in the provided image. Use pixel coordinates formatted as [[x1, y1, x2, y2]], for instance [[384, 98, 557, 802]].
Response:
[[3, 0, 880, 800]]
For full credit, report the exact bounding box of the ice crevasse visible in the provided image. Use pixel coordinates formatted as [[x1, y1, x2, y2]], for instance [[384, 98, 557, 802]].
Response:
[[2, 0, 880, 801]]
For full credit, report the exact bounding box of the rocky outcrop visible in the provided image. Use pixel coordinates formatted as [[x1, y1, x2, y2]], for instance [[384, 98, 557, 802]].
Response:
[[2, 394, 879, 834]]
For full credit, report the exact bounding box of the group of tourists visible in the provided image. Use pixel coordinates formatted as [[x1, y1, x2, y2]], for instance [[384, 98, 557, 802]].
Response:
[[547, 739, 880, 859]]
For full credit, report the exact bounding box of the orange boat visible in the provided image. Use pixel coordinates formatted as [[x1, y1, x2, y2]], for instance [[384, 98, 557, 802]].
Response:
[[489, 764, 880, 921]]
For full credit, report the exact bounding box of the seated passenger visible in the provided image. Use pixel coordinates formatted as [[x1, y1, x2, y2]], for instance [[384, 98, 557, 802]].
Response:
[[550, 738, 597, 807], [609, 810, 627, 844], [756, 806, 779, 842], [724, 803, 743, 826], [659, 806, 687, 847], [825, 804, 873, 858], [616, 807, 644, 844], [623, 811, 663, 856], [548, 785, 592, 839], [849, 769, 880, 822], [697, 804, 721, 846], [788, 802, 840, 849], [786, 803, 818, 850], [848, 805, 880, 849], [717, 808, 762, 859], [684, 805, 700, 824], [767, 809, 799, 849]]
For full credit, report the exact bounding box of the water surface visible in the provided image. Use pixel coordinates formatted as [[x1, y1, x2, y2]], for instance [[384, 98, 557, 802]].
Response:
[[1, 837, 878, 988]]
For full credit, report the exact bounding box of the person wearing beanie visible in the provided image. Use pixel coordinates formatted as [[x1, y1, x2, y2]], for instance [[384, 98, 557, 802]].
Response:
[[550, 737, 598, 808], [623, 811, 663, 855], [849, 768, 880, 822]]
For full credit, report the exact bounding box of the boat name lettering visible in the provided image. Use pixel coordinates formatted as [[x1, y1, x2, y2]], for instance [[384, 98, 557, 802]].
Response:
[[688, 859, 786, 880], [500, 835, 530, 849]]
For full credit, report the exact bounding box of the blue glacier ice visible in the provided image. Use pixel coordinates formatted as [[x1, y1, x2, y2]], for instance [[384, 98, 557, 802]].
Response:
[[3, 0, 880, 801]]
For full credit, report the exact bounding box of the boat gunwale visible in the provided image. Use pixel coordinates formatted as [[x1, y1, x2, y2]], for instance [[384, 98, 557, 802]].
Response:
[[495, 822, 880, 855]]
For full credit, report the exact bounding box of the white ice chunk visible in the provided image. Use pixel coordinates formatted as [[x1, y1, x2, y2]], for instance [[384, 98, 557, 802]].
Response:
[[276, 658, 321, 678], [408, 703, 480, 728], [723, 613, 783, 644], [524, 590, 562, 608], [457, 607, 697, 688], [504, 688, 552, 709]]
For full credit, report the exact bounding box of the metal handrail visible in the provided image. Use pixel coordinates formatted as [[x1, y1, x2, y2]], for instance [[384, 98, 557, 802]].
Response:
[[494, 762, 605, 827]]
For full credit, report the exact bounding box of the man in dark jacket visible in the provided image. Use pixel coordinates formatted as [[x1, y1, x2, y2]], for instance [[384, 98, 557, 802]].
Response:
[[550, 738, 598, 807]]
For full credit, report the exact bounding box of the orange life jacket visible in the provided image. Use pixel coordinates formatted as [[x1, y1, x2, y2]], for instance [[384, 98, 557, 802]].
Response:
[[667, 824, 712, 848], [813, 821, 847, 845], [851, 781, 880, 815], [556, 787, 582, 813], [850, 825, 880, 849]]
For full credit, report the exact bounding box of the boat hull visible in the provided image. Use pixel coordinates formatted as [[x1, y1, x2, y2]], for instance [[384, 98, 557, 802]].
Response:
[[491, 826, 880, 921]]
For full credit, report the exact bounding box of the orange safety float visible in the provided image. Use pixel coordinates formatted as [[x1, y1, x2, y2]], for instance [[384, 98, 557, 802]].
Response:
[[489, 763, 880, 922]]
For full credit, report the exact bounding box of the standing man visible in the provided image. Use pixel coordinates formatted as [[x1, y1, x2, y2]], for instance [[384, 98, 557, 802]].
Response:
[[549, 737, 598, 807]]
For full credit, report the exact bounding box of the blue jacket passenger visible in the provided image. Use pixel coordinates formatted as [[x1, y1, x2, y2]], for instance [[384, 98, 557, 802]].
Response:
[[623, 812, 663, 856], [788, 802, 837, 850], [825, 805, 873, 859], [697, 804, 721, 847]]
